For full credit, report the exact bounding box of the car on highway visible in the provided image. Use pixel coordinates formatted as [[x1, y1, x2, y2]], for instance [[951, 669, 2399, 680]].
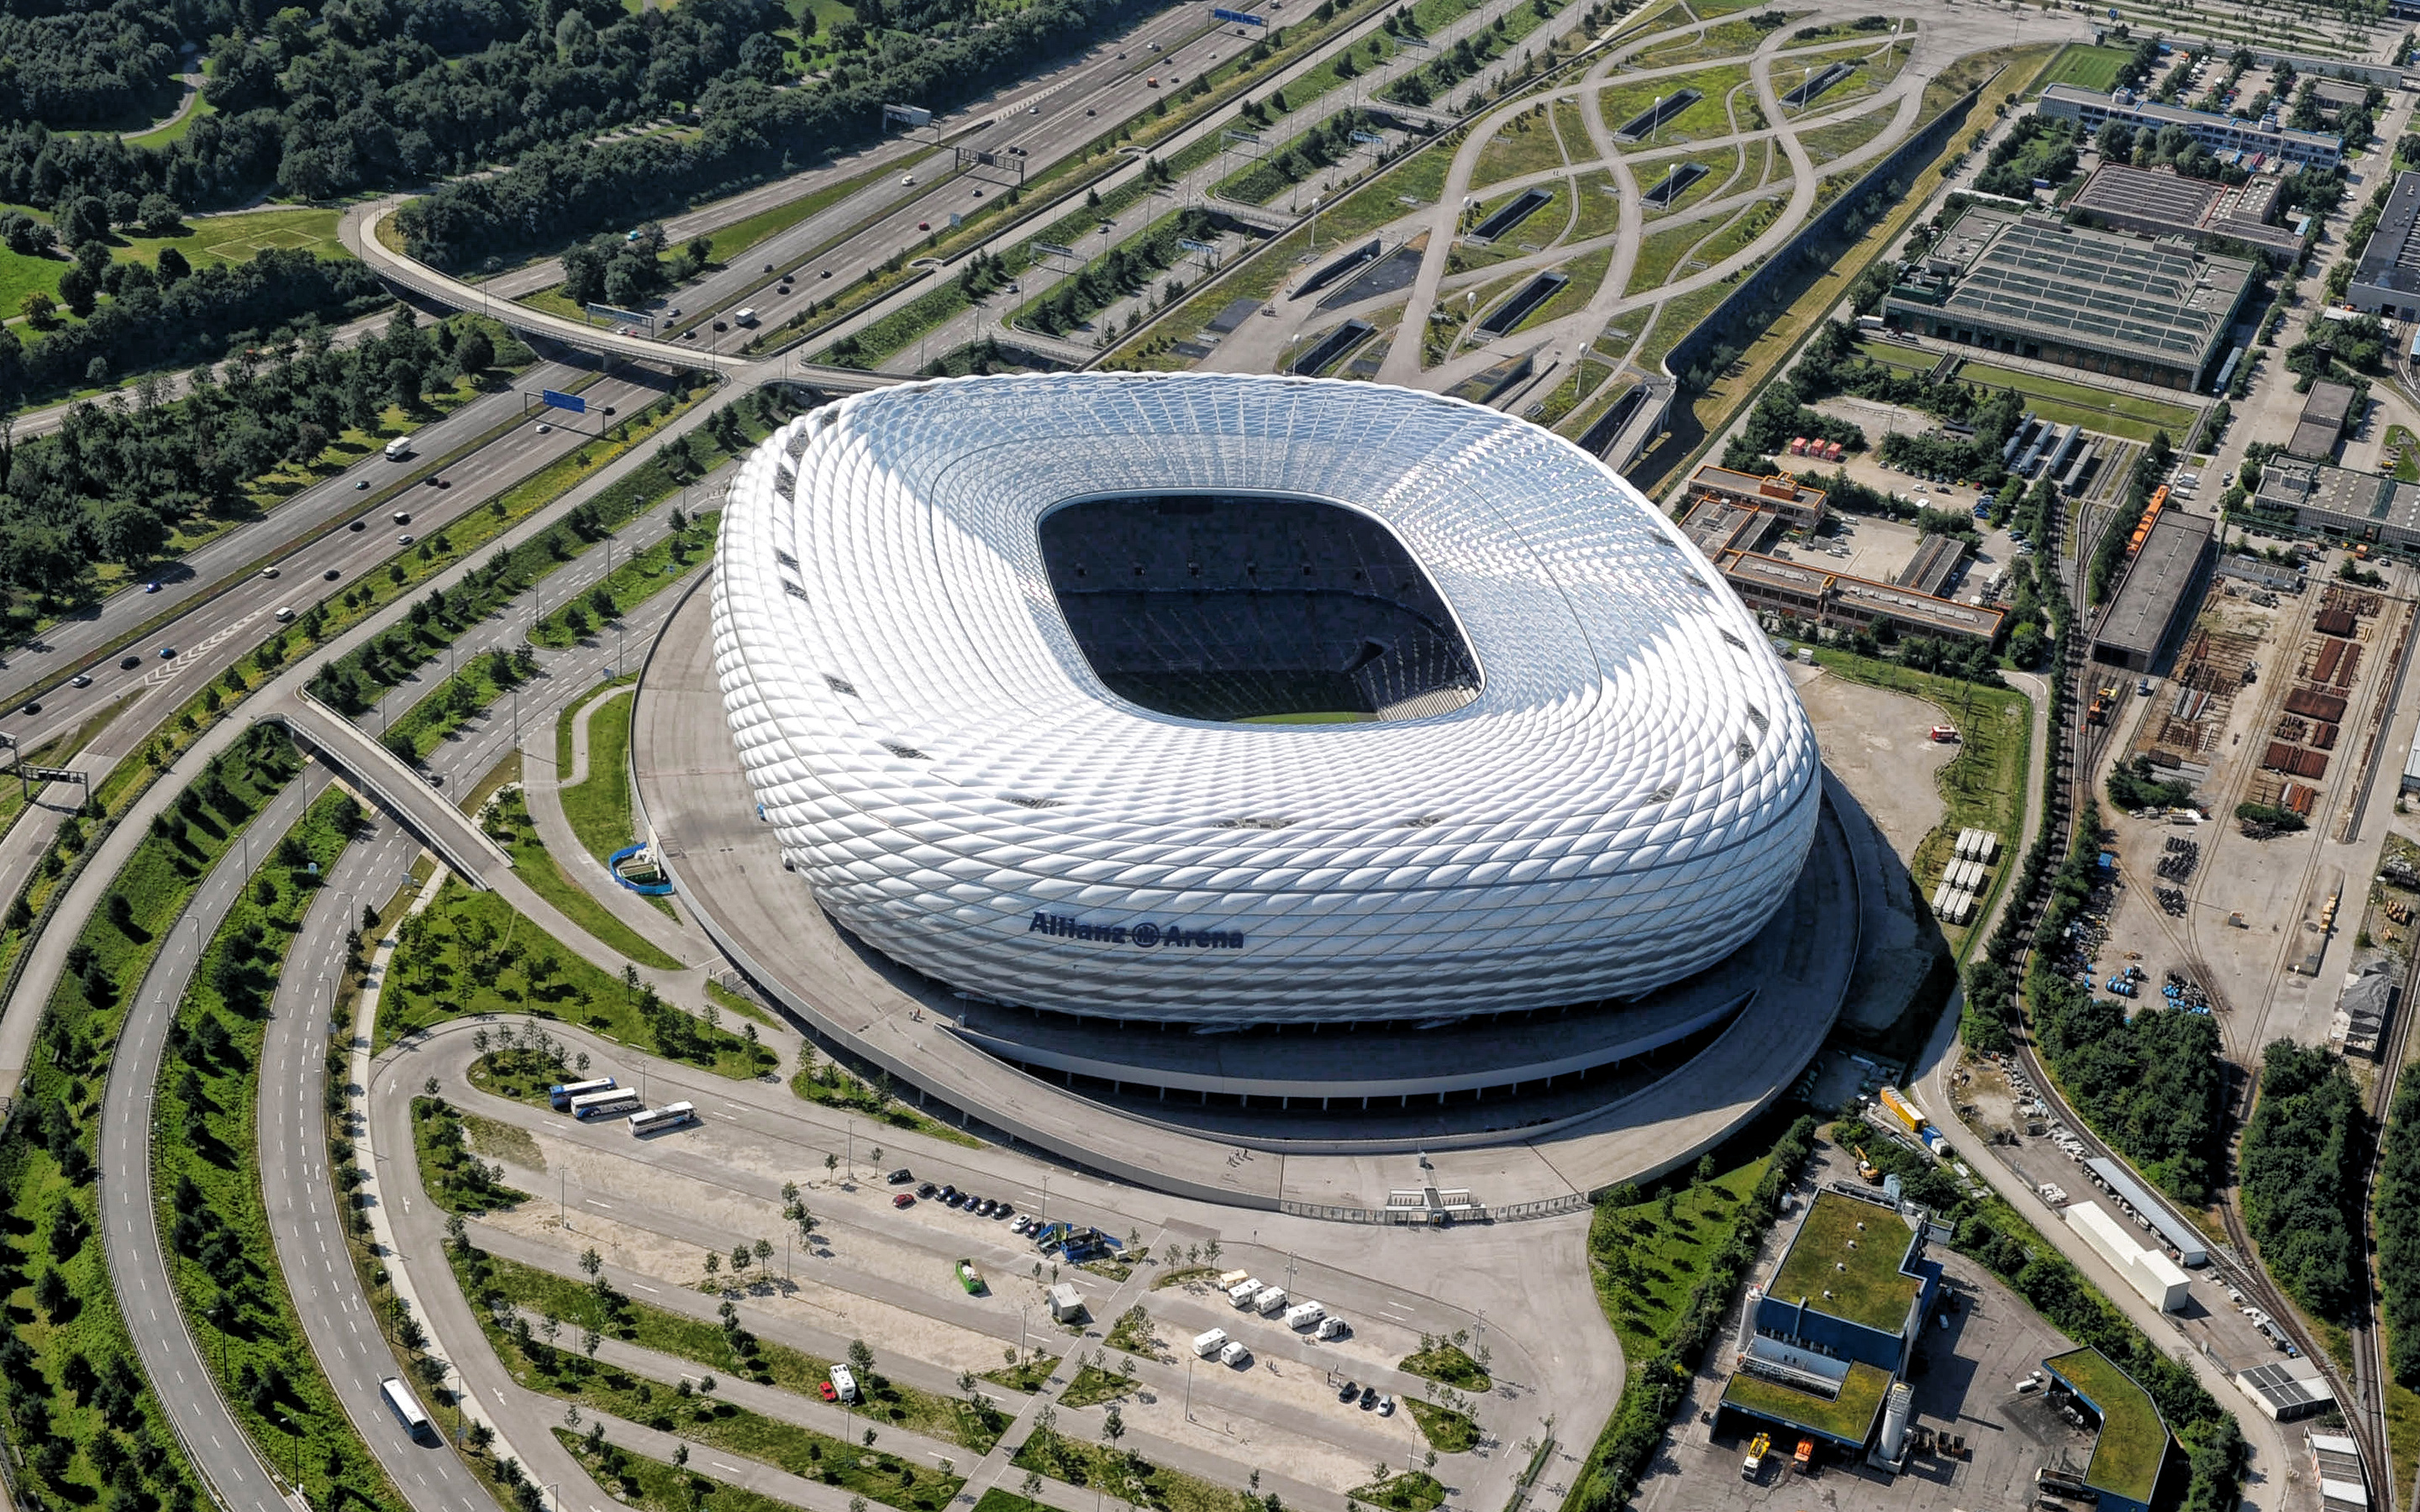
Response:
[[68, 674, 88, 688], [393, 512, 411, 524], [355, 480, 369, 490], [820, 269, 832, 278], [17, 701, 34, 716], [535, 423, 552, 433], [398, 534, 415, 545], [324, 569, 341, 580], [1086, 108, 1096, 114], [274, 609, 293, 622], [118, 655, 141, 670], [901, 174, 917, 186], [260, 566, 279, 578], [918, 221, 930, 230], [763, 262, 775, 272], [157, 646, 176, 659], [349, 519, 366, 531], [971, 188, 983, 198], [144, 581, 160, 593]]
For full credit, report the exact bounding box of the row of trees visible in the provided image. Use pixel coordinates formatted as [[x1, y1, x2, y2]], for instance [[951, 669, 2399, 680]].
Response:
[[402, 0, 1151, 268], [2375, 1068, 2420, 1382], [2238, 1041, 2367, 1321]]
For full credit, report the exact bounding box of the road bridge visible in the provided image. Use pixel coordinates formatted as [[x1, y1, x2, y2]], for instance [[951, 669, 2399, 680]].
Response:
[[350, 203, 897, 394], [272, 693, 512, 887]]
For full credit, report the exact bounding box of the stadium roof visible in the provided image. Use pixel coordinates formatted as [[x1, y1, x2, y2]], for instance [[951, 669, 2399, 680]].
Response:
[[711, 374, 1823, 1024]]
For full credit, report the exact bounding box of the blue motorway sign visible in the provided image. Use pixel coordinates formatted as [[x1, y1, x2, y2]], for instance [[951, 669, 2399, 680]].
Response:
[[540, 389, 588, 414], [1211, 7, 1266, 24]]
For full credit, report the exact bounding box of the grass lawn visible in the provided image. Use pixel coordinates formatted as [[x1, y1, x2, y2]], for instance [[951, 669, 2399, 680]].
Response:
[[979, 1354, 1060, 1393], [449, 1247, 967, 1512], [1013, 1423, 1239, 1512], [1808, 648, 2029, 942], [1397, 1342, 1491, 1390], [1634, 280, 1731, 373], [377, 878, 770, 1076], [412, 1095, 534, 1213], [1352, 1472, 1446, 1511], [2044, 1347, 2170, 1504], [0, 242, 68, 320], [561, 1428, 804, 1512], [1568, 169, 1623, 242], [1471, 102, 1569, 190], [1799, 104, 1897, 166], [121, 90, 213, 150], [155, 786, 414, 1512], [553, 684, 652, 871], [792, 1056, 982, 1147], [1596, 65, 1753, 148], [1634, 13, 1791, 65], [2039, 42, 2134, 94], [124, 206, 348, 268], [1404, 1397, 1477, 1452], [1628, 216, 1715, 294], [1060, 1364, 1137, 1408], [1588, 1148, 1770, 1357], [532, 512, 717, 650], [1954, 359, 2199, 433], [479, 788, 688, 971], [1642, 145, 1743, 219], [1853, 337, 1930, 373], [476, 1248, 1008, 1448], [2387, 423, 2419, 482]]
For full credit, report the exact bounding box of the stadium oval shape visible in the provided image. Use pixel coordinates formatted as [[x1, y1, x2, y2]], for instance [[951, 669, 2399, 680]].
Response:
[[712, 373, 1820, 1026]]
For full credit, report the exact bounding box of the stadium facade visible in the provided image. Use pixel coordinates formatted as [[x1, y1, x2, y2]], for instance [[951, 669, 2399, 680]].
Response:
[[711, 373, 1821, 1027]]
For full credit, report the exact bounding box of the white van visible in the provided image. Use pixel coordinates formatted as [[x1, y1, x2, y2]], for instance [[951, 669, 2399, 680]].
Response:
[[1192, 1328, 1228, 1358], [384, 436, 413, 461], [733, 307, 760, 327], [829, 1364, 858, 1403]]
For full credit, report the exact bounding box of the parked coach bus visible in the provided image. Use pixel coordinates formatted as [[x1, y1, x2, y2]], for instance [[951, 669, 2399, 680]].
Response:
[[550, 1076, 617, 1110], [380, 1378, 434, 1442], [570, 1087, 644, 1121], [629, 1101, 698, 1135]]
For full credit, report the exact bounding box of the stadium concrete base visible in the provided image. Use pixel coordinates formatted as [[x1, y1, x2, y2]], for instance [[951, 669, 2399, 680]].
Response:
[[633, 580, 1865, 1215]]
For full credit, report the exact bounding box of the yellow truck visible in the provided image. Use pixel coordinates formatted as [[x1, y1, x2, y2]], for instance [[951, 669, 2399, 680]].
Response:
[[1741, 1432, 1770, 1480]]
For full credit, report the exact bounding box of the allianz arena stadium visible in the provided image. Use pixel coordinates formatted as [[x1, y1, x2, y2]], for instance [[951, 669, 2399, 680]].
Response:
[[709, 372, 1821, 1034]]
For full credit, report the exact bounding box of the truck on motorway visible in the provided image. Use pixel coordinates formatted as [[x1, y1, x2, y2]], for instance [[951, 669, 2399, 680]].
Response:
[[570, 1087, 643, 1121], [381, 1378, 434, 1441], [733, 307, 760, 327], [550, 1076, 617, 1110], [384, 436, 413, 461]]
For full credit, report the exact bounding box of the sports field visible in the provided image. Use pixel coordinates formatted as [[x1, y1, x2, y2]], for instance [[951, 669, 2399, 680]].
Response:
[[2039, 44, 2132, 94], [124, 207, 348, 268]]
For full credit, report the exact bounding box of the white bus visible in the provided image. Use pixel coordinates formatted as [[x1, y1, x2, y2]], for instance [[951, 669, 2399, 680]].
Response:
[[380, 1378, 434, 1441], [570, 1087, 643, 1121], [628, 1101, 697, 1134], [384, 436, 413, 461], [550, 1076, 617, 1111]]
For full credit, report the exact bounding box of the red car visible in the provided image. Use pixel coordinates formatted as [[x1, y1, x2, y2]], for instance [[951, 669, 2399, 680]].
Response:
[[819, 1381, 839, 1402], [918, 221, 930, 231], [892, 1193, 916, 1209]]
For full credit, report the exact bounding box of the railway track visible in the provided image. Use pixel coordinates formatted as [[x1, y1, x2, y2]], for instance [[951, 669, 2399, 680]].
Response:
[[1993, 482, 2394, 1497]]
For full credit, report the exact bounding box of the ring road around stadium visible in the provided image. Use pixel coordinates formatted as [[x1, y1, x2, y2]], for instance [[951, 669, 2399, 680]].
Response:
[[634, 374, 1867, 1197]]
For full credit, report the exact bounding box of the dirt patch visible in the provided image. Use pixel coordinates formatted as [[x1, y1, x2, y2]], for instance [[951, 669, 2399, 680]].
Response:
[[1791, 669, 1957, 857]]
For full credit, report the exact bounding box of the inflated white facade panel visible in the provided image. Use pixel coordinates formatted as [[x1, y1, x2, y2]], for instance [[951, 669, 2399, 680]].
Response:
[[710, 373, 1821, 1024]]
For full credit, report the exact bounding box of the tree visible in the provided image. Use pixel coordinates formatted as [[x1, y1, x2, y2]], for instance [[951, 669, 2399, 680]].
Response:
[[55, 265, 95, 318], [848, 1338, 876, 1379]]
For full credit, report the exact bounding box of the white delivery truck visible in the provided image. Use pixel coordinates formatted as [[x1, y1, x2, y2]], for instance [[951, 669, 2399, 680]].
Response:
[[733, 307, 760, 327], [1228, 1278, 1262, 1308], [1283, 1301, 1324, 1331], [384, 436, 413, 461], [1192, 1328, 1228, 1358], [1218, 1340, 1251, 1367], [1255, 1286, 1288, 1316]]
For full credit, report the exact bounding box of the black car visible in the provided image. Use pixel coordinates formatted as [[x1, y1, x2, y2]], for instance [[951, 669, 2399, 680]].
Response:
[[324, 569, 341, 580], [993, 1200, 1014, 1218], [886, 1168, 913, 1184], [939, 1184, 959, 1201], [917, 1182, 938, 1199], [118, 655, 141, 670], [1339, 1381, 1358, 1402], [349, 519, 366, 532], [18, 701, 35, 716], [1359, 1386, 1378, 1410]]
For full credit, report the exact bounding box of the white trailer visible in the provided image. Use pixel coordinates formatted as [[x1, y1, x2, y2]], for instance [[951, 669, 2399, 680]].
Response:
[[1283, 1301, 1324, 1331], [1255, 1286, 1288, 1315], [1192, 1328, 1229, 1358], [1228, 1279, 1262, 1308]]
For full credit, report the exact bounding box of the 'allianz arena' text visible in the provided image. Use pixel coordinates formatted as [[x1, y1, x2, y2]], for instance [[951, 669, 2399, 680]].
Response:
[[710, 373, 1820, 1025]]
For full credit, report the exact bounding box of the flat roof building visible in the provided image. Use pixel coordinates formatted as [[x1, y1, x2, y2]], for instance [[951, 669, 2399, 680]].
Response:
[[2038, 83, 2344, 170], [2067, 161, 2304, 266], [1715, 549, 2007, 644], [1881, 208, 2257, 391], [2093, 510, 2215, 673], [2291, 381, 2360, 463], [1720, 1190, 1939, 1451], [1683, 464, 1827, 533], [2235, 1361, 2334, 1422], [2349, 171, 2420, 322], [2252, 454, 2420, 548], [2043, 1347, 2177, 1512]]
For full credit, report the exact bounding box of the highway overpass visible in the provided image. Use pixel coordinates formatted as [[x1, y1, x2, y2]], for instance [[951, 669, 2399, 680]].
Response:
[[348, 202, 897, 394]]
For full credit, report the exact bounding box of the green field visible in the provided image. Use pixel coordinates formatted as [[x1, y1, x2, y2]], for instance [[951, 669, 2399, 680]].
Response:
[[559, 688, 642, 866], [1597, 65, 1755, 148], [1799, 102, 1897, 166], [2039, 43, 2133, 94], [1953, 358, 2200, 444], [1472, 102, 1570, 189], [124, 206, 348, 267], [1590, 1151, 1771, 1357]]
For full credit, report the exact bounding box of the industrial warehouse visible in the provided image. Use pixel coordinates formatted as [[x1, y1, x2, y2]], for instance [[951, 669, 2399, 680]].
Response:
[[2065, 161, 2306, 266], [1880, 207, 2259, 391], [2251, 454, 2420, 548], [2346, 170, 2420, 321]]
